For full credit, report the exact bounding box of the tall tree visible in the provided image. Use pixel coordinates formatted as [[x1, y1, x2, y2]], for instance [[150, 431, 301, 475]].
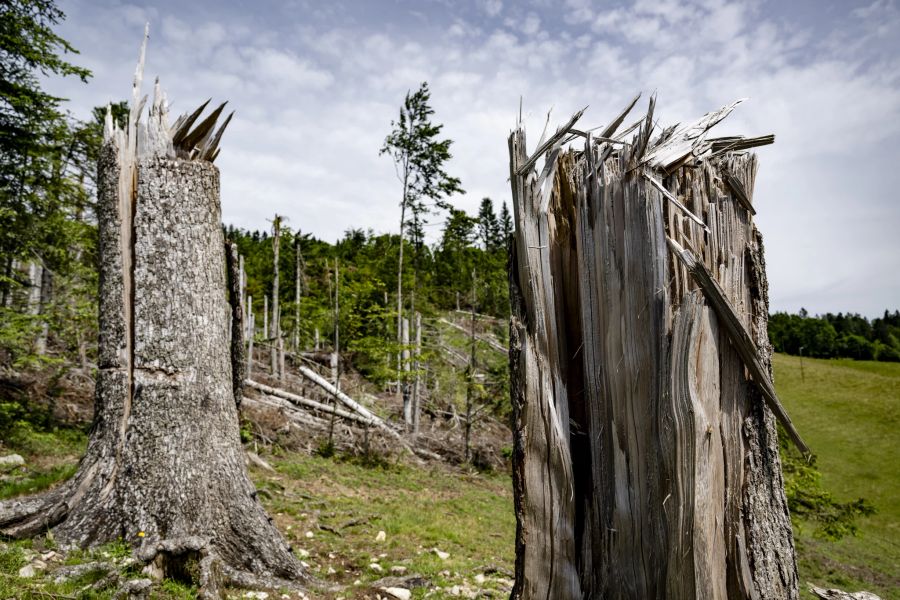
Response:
[[476, 197, 500, 251], [499, 200, 512, 248], [380, 81, 463, 411]]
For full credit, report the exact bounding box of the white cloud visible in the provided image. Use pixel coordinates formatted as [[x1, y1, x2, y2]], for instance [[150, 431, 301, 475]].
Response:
[[44, 0, 900, 316]]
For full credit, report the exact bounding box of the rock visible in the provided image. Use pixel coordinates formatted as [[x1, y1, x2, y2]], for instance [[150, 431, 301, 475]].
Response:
[[380, 587, 411, 600], [809, 585, 883, 600], [432, 547, 450, 560], [296, 548, 310, 558], [114, 579, 153, 599], [31, 559, 47, 571], [327, 566, 336, 575], [243, 592, 269, 599], [369, 562, 384, 572], [18, 564, 35, 578], [390, 565, 407, 574], [474, 573, 485, 585], [304, 531, 314, 538], [375, 530, 387, 542], [0, 454, 24, 472]]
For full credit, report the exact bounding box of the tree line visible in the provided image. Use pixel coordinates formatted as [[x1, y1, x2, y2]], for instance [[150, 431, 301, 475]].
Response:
[[769, 309, 900, 362], [223, 195, 511, 386]]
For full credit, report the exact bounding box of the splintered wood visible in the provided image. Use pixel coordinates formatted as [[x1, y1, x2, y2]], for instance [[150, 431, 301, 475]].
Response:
[[508, 96, 802, 599]]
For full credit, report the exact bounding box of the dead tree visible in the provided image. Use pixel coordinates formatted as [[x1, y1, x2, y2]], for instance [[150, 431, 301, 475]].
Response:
[[270, 215, 283, 379], [0, 34, 306, 596], [507, 96, 805, 599]]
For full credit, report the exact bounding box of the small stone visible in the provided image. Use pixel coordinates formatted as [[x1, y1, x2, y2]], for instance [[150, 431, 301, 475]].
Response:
[[380, 587, 411, 600], [300, 560, 309, 568], [375, 530, 386, 542], [296, 548, 310, 558], [304, 531, 314, 538], [450, 585, 461, 596], [390, 565, 408, 574], [379, 553, 387, 558], [474, 573, 485, 585], [40, 551, 58, 561], [31, 559, 47, 571], [369, 562, 384, 572], [327, 566, 336, 575], [353, 579, 362, 585], [18, 564, 35, 578], [0, 454, 24, 472], [432, 548, 450, 560]]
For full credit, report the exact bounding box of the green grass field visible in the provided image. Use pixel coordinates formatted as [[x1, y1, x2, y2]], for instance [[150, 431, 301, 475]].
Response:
[[774, 354, 900, 598]]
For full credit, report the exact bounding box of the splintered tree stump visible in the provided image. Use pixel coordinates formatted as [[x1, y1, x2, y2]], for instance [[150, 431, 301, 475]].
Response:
[[507, 96, 803, 599], [0, 33, 305, 597]]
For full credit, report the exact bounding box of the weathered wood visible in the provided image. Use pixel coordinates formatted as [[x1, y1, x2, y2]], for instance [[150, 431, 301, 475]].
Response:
[[507, 98, 800, 599], [667, 236, 808, 454], [245, 379, 379, 427], [294, 363, 411, 452], [0, 35, 307, 594]]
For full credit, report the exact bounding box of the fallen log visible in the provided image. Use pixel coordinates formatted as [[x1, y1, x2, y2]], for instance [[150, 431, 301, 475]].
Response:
[[247, 376, 415, 455], [245, 379, 378, 427]]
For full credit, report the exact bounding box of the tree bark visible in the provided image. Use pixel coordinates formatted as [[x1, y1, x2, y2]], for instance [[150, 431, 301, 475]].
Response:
[[0, 71, 305, 595], [507, 100, 799, 599]]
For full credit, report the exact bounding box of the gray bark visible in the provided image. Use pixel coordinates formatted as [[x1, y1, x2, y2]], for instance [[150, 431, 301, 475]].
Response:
[[507, 99, 799, 599], [0, 73, 306, 595], [226, 241, 245, 409]]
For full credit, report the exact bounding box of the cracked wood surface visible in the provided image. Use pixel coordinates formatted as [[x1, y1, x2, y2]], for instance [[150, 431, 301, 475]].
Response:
[[507, 97, 799, 599]]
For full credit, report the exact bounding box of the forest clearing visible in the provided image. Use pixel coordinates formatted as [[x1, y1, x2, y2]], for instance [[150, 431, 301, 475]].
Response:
[[3, 1, 899, 599], [1, 354, 897, 598]]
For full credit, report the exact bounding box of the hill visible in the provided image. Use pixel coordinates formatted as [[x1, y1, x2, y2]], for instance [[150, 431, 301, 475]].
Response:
[[774, 354, 899, 599], [1, 353, 897, 598]]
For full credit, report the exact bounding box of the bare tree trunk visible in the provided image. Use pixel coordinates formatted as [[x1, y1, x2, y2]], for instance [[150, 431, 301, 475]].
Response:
[[270, 216, 281, 378], [401, 316, 411, 426], [35, 263, 52, 355], [263, 294, 268, 340], [0, 57, 305, 595], [465, 276, 477, 463], [226, 241, 245, 410], [294, 237, 303, 351], [411, 311, 422, 434], [507, 99, 800, 599]]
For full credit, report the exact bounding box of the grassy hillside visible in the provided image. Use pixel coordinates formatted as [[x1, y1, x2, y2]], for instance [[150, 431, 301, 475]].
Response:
[[1, 354, 897, 597], [774, 354, 900, 598]]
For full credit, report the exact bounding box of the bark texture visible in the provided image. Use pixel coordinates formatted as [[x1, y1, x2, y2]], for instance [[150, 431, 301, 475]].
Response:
[[0, 65, 304, 596], [508, 98, 800, 599]]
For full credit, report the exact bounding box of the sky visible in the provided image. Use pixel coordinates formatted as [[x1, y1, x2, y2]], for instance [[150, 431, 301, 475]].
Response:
[[45, 0, 900, 317]]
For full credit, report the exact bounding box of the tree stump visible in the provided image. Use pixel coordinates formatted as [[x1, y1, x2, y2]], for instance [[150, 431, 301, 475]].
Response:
[[0, 36, 306, 597], [507, 96, 803, 599]]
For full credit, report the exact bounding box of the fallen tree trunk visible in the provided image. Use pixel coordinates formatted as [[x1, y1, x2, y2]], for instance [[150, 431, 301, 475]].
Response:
[[508, 96, 800, 599], [245, 379, 380, 427], [284, 367, 415, 454]]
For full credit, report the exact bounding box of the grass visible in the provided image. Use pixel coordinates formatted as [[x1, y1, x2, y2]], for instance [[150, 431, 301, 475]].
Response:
[[0, 354, 896, 598], [774, 354, 900, 598], [258, 450, 516, 598]]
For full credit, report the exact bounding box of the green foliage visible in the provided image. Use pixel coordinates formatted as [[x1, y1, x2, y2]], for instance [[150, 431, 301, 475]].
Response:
[[781, 440, 875, 540], [769, 309, 900, 362], [380, 81, 464, 242]]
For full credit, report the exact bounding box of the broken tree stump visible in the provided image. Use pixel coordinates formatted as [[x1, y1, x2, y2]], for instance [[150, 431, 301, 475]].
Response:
[[507, 95, 802, 599], [0, 32, 306, 597]]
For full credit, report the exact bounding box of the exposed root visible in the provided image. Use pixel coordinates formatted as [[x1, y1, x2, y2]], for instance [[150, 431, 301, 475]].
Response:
[[136, 536, 318, 599], [0, 482, 73, 538]]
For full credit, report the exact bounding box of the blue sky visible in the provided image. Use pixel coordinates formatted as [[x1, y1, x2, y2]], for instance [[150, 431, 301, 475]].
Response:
[[47, 0, 900, 317]]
